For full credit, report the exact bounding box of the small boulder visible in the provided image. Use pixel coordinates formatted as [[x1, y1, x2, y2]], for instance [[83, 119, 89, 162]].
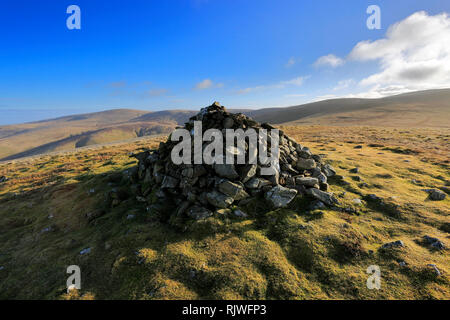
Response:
[[218, 180, 249, 200], [233, 209, 248, 218], [223, 117, 234, 129], [161, 175, 179, 189], [214, 163, 239, 180], [423, 235, 445, 250], [265, 185, 298, 208], [381, 240, 404, 249], [295, 177, 319, 187], [295, 158, 316, 170], [187, 206, 213, 220], [427, 264, 441, 276], [322, 164, 336, 177], [305, 188, 339, 206], [80, 248, 91, 255], [428, 189, 446, 201], [206, 190, 234, 208], [239, 164, 257, 183], [245, 177, 271, 189]]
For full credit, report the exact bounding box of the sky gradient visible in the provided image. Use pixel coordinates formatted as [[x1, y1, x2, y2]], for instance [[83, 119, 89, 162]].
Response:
[[1, 0, 449, 124]]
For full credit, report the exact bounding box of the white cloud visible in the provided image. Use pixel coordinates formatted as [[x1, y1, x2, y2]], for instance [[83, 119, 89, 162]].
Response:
[[333, 79, 355, 91], [349, 11, 450, 96], [314, 54, 344, 68], [194, 79, 224, 90], [285, 57, 299, 68], [237, 76, 308, 94]]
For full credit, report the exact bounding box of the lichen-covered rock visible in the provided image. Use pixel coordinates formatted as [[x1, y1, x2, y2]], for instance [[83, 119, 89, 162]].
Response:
[[295, 177, 319, 187], [161, 175, 179, 189], [239, 164, 257, 183], [381, 240, 404, 249], [265, 185, 298, 208], [322, 164, 336, 177], [305, 188, 339, 206], [206, 190, 234, 208], [296, 158, 316, 170], [187, 206, 212, 220], [218, 180, 249, 200], [214, 163, 239, 180]]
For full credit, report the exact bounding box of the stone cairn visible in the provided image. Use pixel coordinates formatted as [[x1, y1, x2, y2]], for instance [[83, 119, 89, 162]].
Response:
[[129, 102, 338, 222]]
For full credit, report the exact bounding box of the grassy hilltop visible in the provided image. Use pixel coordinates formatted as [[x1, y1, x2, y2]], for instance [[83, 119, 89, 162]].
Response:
[[0, 125, 448, 299]]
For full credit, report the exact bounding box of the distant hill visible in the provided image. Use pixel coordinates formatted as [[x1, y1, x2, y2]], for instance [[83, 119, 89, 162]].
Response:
[[1, 88, 449, 161], [248, 89, 450, 127], [0, 109, 175, 161]]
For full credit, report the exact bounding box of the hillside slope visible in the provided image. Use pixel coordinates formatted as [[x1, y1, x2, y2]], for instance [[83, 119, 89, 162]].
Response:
[[249, 89, 450, 127], [0, 109, 174, 161], [0, 126, 448, 299]]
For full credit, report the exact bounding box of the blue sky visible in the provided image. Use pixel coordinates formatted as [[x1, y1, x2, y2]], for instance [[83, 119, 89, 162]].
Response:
[[1, 0, 449, 124]]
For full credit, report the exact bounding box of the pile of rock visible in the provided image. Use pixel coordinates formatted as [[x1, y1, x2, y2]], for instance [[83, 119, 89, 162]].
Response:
[[129, 102, 338, 221]]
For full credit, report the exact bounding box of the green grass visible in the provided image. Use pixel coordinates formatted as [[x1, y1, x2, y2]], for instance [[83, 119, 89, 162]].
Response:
[[0, 126, 448, 300]]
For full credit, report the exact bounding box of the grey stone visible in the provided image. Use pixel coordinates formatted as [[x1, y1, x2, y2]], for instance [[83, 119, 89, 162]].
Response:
[[181, 168, 194, 178], [423, 235, 445, 250], [265, 185, 298, 208], [317, 173, 327, 184], [245, 177, 271, 189], [223, 117, 234, 128], [214, 163, 239, 180], [80, 248, 91, 255], [295, 177, 319, 187], [322, 164, 336, 177], [367, 194, 381, 201], [136, 196, 146, 202], [187, 206, 213, 220], [239, 164, 257, 183], [176, 201, 190, 216], [298, 150, 312, 159], [427, 264, 441, 276], [40, 226, 52, 234], [305, 188, 339, 206], [218, 180, 249, 200], [382, 240, 404, 249], [161, 175, 179, 189], [296, 158, 316, 170], [429, 189, 446, 201], [193, 165, 207, 177], [206, 190, 234, 208], [310, 200, 326, 210], [233, 209, 248, 218]]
